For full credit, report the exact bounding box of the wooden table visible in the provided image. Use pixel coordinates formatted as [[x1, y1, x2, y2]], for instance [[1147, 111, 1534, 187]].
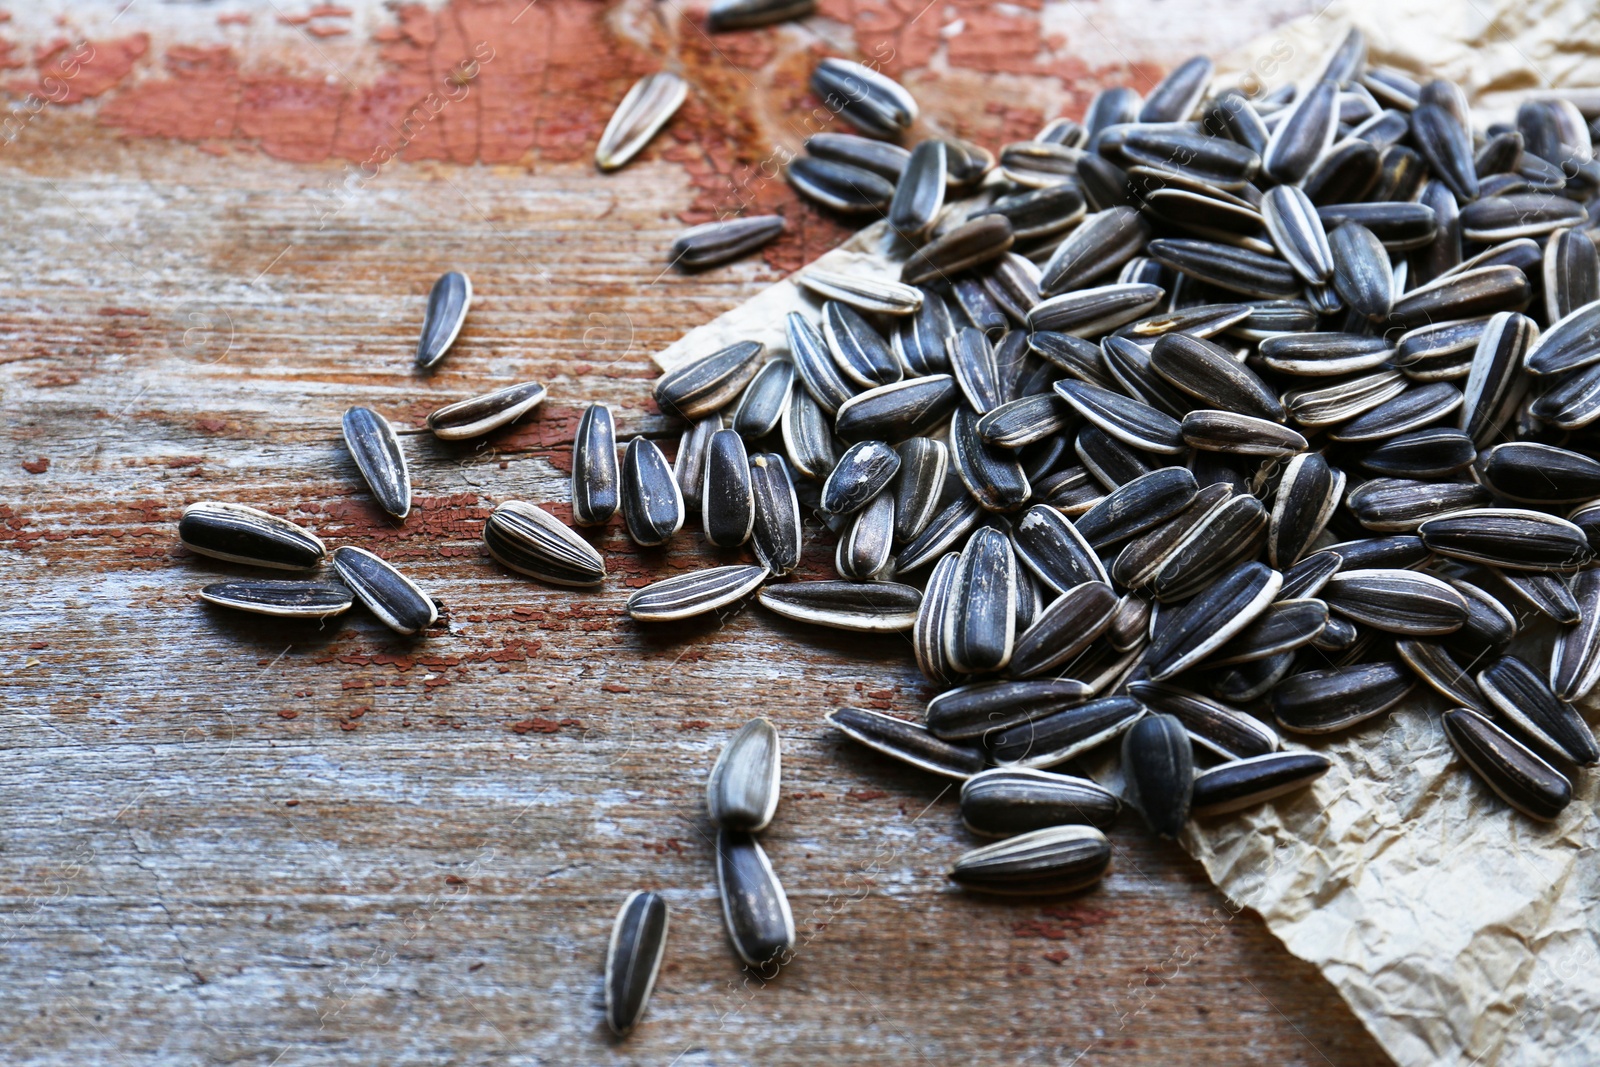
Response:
[[2, 1, 1396, 1062]]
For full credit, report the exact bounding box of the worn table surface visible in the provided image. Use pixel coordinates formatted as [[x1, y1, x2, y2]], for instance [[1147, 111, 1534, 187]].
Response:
[[1, 1, 1397, 1063]]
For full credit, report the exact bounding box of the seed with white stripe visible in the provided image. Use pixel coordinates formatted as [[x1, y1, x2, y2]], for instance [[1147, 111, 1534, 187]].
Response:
[[596, 72, 686, 170], [415, 271, 471, 370], [731, 360, 796, 439], [1477, 655, 1599, 767], [1190, 753, 1331, 816], [1418, 509, 1592, 572], [702, 430, 755, 548], [823, 302, 902, 388], [948, 825, 1112, 895], [1443, 709, 1571, 822], [484, 501, 606, 586], [627, 564, 767, 621], [198, 580, 352, 619], [836, 490, 896, 580], [800, 270, 923, 316], [950, 407, 1031, 511], [673, 413, 721, 515], [604, 890, 669, 1037], [427, 381, 546, 440], [749, 453, 802, 576], [707, 717, 782, 831], [1261, 185, 1333, 284], [757, 580, 920, 632], [944, 526, 1016, 673], [960, 769, 1121, 835], [671, 215, 786, 268], [621, 437, 686, 547], [654, 341, 765, 420], [178, 502, 326, 570], [1125, 680, 1279, 760], [716, 830, 795, 967], [810, 57, 918, 139], [888, 139, 947, 240], [1009, 581, 1118, 679], [1273, 662, 1415, 734], [984, 696, 1145, 769], [331, 545, 437, 635], [572, 404, 619, 527], [827, 705, 985, 779], [342, 407, 411, 519], [901, 215, 1015, 285], [1146, 561, 1281, 680]]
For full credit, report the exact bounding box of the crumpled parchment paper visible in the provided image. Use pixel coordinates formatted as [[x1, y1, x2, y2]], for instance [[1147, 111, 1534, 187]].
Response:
[[653, 5, 1600, 1063]]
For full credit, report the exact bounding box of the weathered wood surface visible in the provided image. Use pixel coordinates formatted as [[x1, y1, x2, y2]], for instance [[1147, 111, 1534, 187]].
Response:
[[0, 1, 1396, 1063]]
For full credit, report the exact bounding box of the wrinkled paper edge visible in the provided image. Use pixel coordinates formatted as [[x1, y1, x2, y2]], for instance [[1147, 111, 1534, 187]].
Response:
[[650, 4, 1600, 1064]]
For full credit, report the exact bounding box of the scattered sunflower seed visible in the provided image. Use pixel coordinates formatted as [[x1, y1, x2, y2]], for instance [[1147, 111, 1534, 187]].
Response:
[[627, 564, 767, 622], [605, 891, 669, 1037], [948, 825, 1112, 895], [178, 502, 325, 570], [427, 381, 546, 440], [198, 579, 352, 619], [331, 545, 437, 635], [597, 72, 687, 171], [707, 717, 782, 831], [342, 407, 411, 519], [415, 271, 471, 370], [484, 501, 606, 587]]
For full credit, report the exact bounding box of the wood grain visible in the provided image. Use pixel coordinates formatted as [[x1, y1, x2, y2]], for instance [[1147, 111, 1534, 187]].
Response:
[[0, 4, 1394, 1064]]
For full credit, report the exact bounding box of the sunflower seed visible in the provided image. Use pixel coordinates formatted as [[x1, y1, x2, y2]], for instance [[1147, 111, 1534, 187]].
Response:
[[1268, 452, 1343, 568], [887, 139, 947, 239], [805, 132, 910, 179], [892, 287, 956, 374], [1190, 752, 1331, 817], [1147, 561, 1281, 679], [901, 215, 1015, 285], [1215, 651, 1297, 704], [1204, 89, 1269, 154], [759, 581, 920, 636], [1256, 332, 1391, 379], [811, 57, 918, 139], [1005, 507, 1103, 594], [596, 72, 686, 170], [1076, 425, 1156, 489], [1476, 655, 1599, 767], [836, 489, 896, 580], [1461, 193, 1588, 242], [1147, 239, 1299, 299], [716, 830, 795, 968], [1479, 442, 1600, 505], [828, 705, 985, 778], [1443, 709, 1572, 821], [1394, 317, 1490, 368], [1303, 137, 1382, 205], [786, 312, 856, 415], [726, 360, 795, 440], [820, 440, 900, 516], [627, 564, 766, 622], [976, 185, 1086, 243], [1457, 311, 1536, 447], [950, 407, 1031, 511], [1150, 332, 1282, 420], [1204, 598, 1329, 666], [1134, 55, 1210, 122], [1260, 185, 1333, 284], [911, 553, 962, 684], [1179, 410, 1305, 458], [1009, 581, 1119, 679], [341, 407, 411, 519], [178, 502, 325, 570], [959, 768, 1120, 836], [707, 718, 782, 832], [655, 341, 765, 420], [617, 437, 685, 546], [1319, 568, 1467, 636], [1073, 466, 1198, 550], [1403, 101, 1478, 201], [1419, 508, 1592, 572], [948, 326, 1003, 414], [1279, 549, 1342, 601], [1552, 569, 1600, 702], [1285, 370, 1407, 427], [1029, 283, 1167, 338], [330, 545, 436, 635], [897, 496, 983, 573], [483, 501, 606, 586], [1150, 493, 1269, 601], [426, 380, 546, 441], [1545, 228, 1600, 323], [786, 156, 895, 213], [1442, 576, 1517, 654], [801, 271, 923, 317], [1125, 680, 1279, 760], [822, 303, 901, 389], [1346, 477, 1490, 532], [673, 413, 722, 515], [1054, 380, 1184, 456], [1112, 483, 1233, 590], [927, 678, 1094, 741], [671, 215, 786, 269], [605, 890, 669, 1037], [1117, 129, 1261, 189], [1530, 363, 1600, 430], [1394, 637, 1487, 710], [1358, 428, 1475, 479], [949, 824, 1111, 895], [943, 527, 1016, 673], [414, 271, 471, 370], [1263, 80, 1338, 183], [1328, 382, 1464, 443], [700, 430, 755, 548], [1273, 662, 1415, 735], [1034, 466, 1102, 513], [985, 695, 1144, 768], [883, 438, 944, 544], [1038, 207, 1151, 297], [943, 138, 997, 188], [950, 276, 1008, 334], [979, 254, 1042, 324], [998, 140, 1082, 188], [1329, 221, 1395, 322], [1100, 336, 1189, 417], [1391, 266, 1534, 330], [198, 579, 352, 619], [1120, 713, 1193, 838], [1361, 66, 1421, 108], [1526, 300, 1600, 378]]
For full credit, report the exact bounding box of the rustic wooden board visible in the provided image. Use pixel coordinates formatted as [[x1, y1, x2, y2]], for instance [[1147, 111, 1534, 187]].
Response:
[[0, 2, 1396, 1063]]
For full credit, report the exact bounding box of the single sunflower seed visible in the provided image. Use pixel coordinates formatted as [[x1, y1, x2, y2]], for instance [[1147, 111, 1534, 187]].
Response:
[[178, 502, 325, 570], [484, 501, 606, 586], [415, 271, 471, 370], [597, 72, 687, 171], [198, 579, 352, 619], [707, 717, 782, 831], [342, 407, 411, 519], [626, 564, 767, 621], [331, 545, 437, 635]]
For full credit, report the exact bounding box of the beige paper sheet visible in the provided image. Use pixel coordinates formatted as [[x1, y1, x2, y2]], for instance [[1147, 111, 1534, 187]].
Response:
[[654, 5, 1600, 1063]]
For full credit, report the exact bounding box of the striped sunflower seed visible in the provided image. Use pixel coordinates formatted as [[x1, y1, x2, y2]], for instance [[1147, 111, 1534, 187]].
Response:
[[1388, 266, 1533, 330], [342, 407, 411, 519], [948, 825, 1112, 895], [1303, 137, 1381, 205], [1258, 332, 1392, 377], [1284, 370, 1407, 428], [1261, 184, 1333, 285], [1029, 283, 1166, 337], [572, 404, 620, 527], [757, 580, 920, 632], [707, 717, 782, 831], [800, 270, 922, 316], [415, 271, 471, 370], [1345, 478, 1489, 533], [943, 526, 1017, 673], [1149, 492, 1268, 601], [1011, 502, 1110, 590], [949, 327, 1003, 414], [836, 489, 895, 580], [1009, 581, 1118, 678], [1140, 55, 1212, 121], [1479, 442, 1600, 504], [749, 453, 801, 576], [1039, 207, 1151, 297], [786, 156, 895, 213], [621, 437, 686, 547], [1328, 221, 1393, 320], [1443, 709, 1571, 822], [805, 132, 910, 179], [892, 287, 955, 375], [653, 341, 765, 419], [811, 57, 917, 139], [1180, 410, 1305, 458], [1190, 752, 1332, 817], [941, 137, 996, 189], [703, 430, 755, 548], [976, 393, 1076, 451], [1418, 508, 1592, 572], [1478, 655, 1600, 767], [1269, 453, 1344, 568], [985, 695, 1145, 769], [786, 312, 855, 415], [998, 140, 1082, 188], [1321, 569, 1468, 635], [1146, 238, 1299, 299], [1146, 561, 1282, 680], [1551, 569, 1600, 702], [950, 407, 1031, 511], [1410, 101, 1478, 201], [1263, 80, 1338, 184], [900, 215, 1015, 285], [604, 891, 669, 1037], [731, 359, 796, 439], [888, 140, 947, 240], [708, 0, 814, 30], [1108, 592, 1152, 651], [891, 437, 948, 543], [198, 579, 352, 619], [331, 545, 437, 635], [821, 440, 900, 515], [1122, 713, 1194, 838], [1460, 193, 1587, 242], [1279, 549, 1342, 600], [926, 678, 1094, 741], [427, 381, 546, 440], [914, 554, 961, 684], [178, 502, 325, 570], [1529, 362, 1600, 430], [671, 215, 786, 269], [1112, 483, 1233, 590], [673, 413, 722, 514], [1273, 662, 1415, 735], [1395, 638, 1487, 711], [1525, 300, 1600, 377], [1460, 312, 1537, 447], [716, 830, 796, 967], [1055, 380, 1183, 455], [1545, 228, 1599, 323], [1076, 466, 1200, 549], [827, 705, 985, 779], [1359, 428, 1476, 479], [1487, 568, 1582, 625], [960, 768, 1121, 836], [596, 72, 687, 171], [484, 501, 606, 586], [1204, 598, 1329, 666], [976, 185, 1086, 243], [823, 302, 902, 388], [1125, 680, 1280, 760], [896, 497, 982, 573], [1327, 382, 1464, 443], [626, 564, 767, 622]]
